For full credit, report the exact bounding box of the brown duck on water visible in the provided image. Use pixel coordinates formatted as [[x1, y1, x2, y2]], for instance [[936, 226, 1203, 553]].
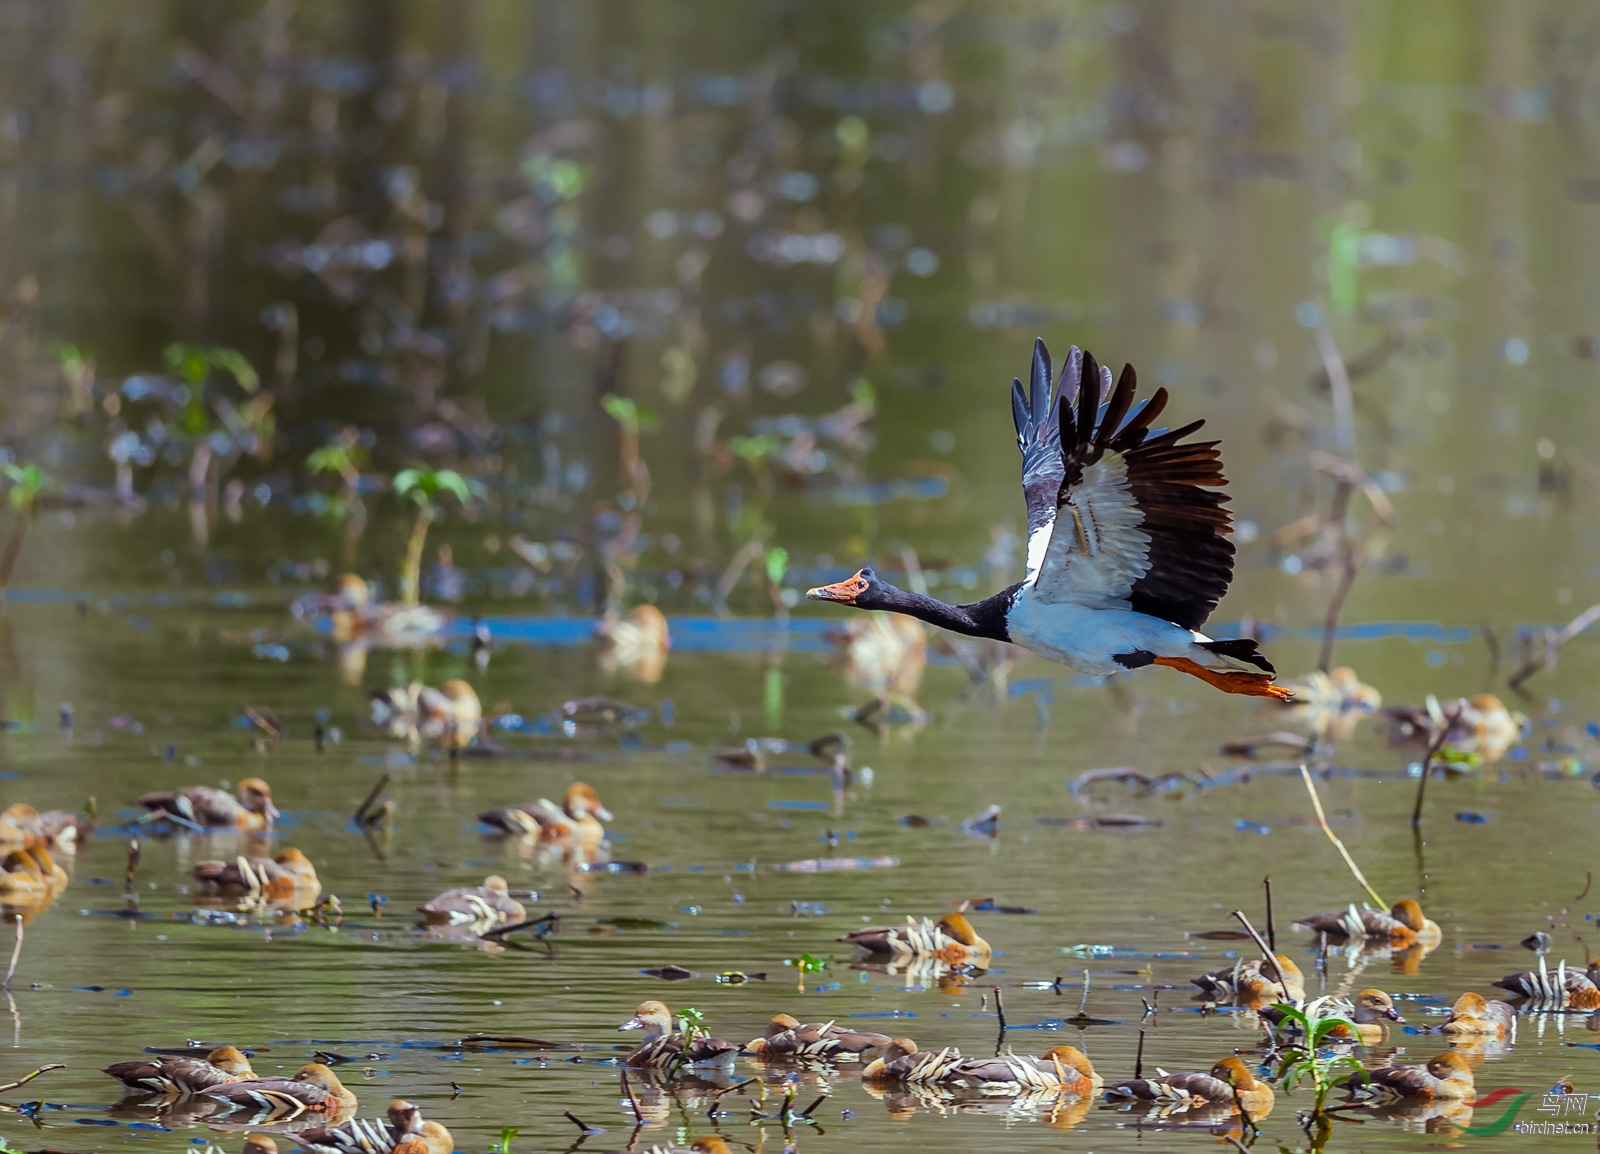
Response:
[[0, 804, 93, 853], [839, 912, 991, 967], [197, 1062, 358, 1121], [190, 848, 321, 903], [296, 1099, 454, 1154], [1292, 898, 1441, 949], [478, 783, 612, 844], [1339, 1052, 1475, 1103], [137, 778, 279, 830], [744, 1013, 895, 1062], [103, 1046, 257, 1095], [618, 1001, 739, 1071], [417, 875, 525, 933], [1106, 1056, 1274, 1117], [1493, 957, 1600, 1008]]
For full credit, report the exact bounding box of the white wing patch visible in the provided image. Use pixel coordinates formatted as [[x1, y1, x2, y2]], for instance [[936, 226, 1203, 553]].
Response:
[[1029, 453, 1151, 607], [1024, 514, 1055, 583]]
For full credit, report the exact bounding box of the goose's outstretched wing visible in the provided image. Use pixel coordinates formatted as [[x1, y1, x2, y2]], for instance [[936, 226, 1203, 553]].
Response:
[[1012, 339, 1111, 582], [1020, 340, 1234, 630]]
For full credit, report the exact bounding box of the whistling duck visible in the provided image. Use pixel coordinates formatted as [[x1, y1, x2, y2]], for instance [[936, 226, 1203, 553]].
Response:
[[190, 848, 321, 904], [1293, 898, 1441, 949], [596, 604, 671, 683], [0, 840, 68, 899], [1331, 989, 1406, 1044], [199, 1062, 359, 1119], [1106, 1057, 1274, 1116], [478, 783, 612, 850], [1494, 957, 1600, 1008], [861, 1038, 925, 1081], [138, 778, 279, 830], [1439, 992, 1518, 1039], [103, 1046, 257, 1095], [807, 341, 1288, 699], [745, 1014, 894, 1062], [618, 1000, 739, 1070], [418, 875, 524, 932], [826, 612, 928, 697], [0, 804, 92, 853], [866, 1043, 1101, 1098], [840, 913, 991, 967], [299, 1100, 452, 1154], [1383, 693, 1525, 763], [370, 680, 482, 752], [1193, 955, 1305, 1003], [1340, 1052, 1475, 1102], [322, 574, 451, 645], [1284, 666, 1381, 740]]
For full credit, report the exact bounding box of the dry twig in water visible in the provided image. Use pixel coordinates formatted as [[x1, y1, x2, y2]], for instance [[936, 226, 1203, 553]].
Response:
[[1299, 765, 1386, 909], [0, 1056, 62, 1094], [1508, 603, 1600, 691], [1410, 702, 1464, 830]]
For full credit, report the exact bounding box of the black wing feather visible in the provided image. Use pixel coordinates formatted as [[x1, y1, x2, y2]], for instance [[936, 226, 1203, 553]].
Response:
[[1037, 339, 1236, 631]]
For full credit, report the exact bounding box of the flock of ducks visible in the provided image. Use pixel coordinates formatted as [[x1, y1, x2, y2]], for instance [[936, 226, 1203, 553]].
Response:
[[3, 341, 1568, 1147]]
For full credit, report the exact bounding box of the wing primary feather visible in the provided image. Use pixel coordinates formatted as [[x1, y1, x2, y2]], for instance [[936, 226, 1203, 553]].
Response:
[[1097, 364, 1137, 455], [1011, 378, 1029, 444], [1058, 345, 1083, 411], [1109, 387, 1169, 452], [1076, 350, 1102, 453], [1137, 417, 1206, 451], [1030, 337, 1052, 425]]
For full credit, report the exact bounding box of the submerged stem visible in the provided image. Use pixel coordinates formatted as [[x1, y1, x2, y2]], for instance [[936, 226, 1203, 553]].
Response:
[[400, 504, 434, 606]]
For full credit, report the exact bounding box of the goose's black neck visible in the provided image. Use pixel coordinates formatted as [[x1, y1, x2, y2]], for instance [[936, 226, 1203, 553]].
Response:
[[869, 582, 1017, 642]]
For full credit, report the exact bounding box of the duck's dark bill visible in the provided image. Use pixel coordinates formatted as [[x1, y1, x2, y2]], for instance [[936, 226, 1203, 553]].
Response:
[[806, 572, 869, 604]]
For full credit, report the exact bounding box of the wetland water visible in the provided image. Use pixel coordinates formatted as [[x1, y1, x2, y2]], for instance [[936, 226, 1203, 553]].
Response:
[[3, 2, 1600, 1150]]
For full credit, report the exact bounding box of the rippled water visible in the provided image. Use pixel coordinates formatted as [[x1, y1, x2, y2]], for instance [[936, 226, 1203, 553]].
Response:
[[3, 2, 1600, 1151]]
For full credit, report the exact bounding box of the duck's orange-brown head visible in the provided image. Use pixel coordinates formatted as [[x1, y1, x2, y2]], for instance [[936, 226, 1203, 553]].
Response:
[[1042, 1045, 1093, 1074], [241, 1135, 279, 1154], [937, 912, 984, 947], [238, 778, 279, 821], [441, 679, 481, 715], [1390, 899, 1427, 932], [1269, 955, 1304, 984], [274, 848, 316, 877], [337, 573, 370, 609], [861, 1038, 919, 1079], [621, 1000, 674, 1035], [483, 875, 511, 896], [766, 1013, 801, 1037], [386, 1099, 422, 1132], [806, 567, 882, 607], [292, 1062, 345, 1092], [1427, 1052, 1475, 1083], [687, 1139, 734, 1154], [1, 804, 39, 825], [1449, 992, 1489, 1017], [206, 1046, 256, 1078], [1210, 1056, 1262, 1090], [1354, 989, 1403, 1023], [565, 783, 612, 822]]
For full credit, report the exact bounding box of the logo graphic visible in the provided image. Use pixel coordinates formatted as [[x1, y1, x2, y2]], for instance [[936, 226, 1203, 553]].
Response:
[[1459, 1087, 1532, 1137]]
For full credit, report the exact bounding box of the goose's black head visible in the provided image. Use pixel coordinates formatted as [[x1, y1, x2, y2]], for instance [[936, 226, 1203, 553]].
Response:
[[805, 566, 889, 609]]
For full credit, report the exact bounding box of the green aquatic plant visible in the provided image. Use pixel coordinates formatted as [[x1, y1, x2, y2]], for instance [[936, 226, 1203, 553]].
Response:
[[0, 462, 49, 593], [1271, 996, 1367, 1147], [490, 1127, 517, 1152], [392, 466, 479, 606]]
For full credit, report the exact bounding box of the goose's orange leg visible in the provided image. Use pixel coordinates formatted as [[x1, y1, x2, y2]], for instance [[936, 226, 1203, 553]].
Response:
[[1154, 656, 1295, 700]]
